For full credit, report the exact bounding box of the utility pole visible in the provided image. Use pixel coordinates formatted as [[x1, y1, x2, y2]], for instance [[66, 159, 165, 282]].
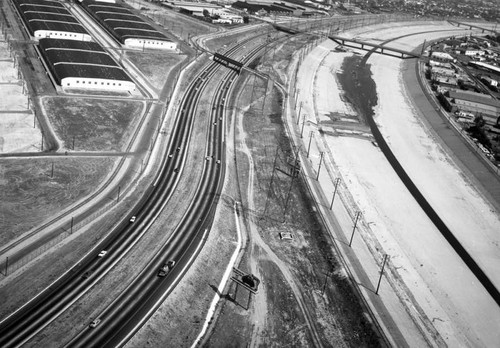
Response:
[[295, 88, 300, 104], [330, 178, 341, 209], [322, 269, 333, 295], [316, 152, 324, 180], [349, 211, 362, 247], [117, 186, 121, 203], [71, 217, 74, 234], [307, 131, 313, 157], [296, 101, 303, 125], [262, 147, 280, 218], [376, 254, 389, 295], [300, 115, 306, 138], [51, 162, 54, 178], [282, 145, 301, 222]]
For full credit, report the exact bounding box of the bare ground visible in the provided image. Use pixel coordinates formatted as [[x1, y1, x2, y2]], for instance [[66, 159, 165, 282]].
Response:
[[0, 157, 115, 245], [126, 51, 185, 91], [203, 38, 380, 347], [41, 97, 144, 152]]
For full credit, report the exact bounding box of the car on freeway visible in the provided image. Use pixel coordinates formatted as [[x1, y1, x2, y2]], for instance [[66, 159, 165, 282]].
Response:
[[130, 216, 136, 223], [98, 250, 107, 257], [158, 260, 176, 277], [82, 271, 92, 279], [89, 319, 101, 328]]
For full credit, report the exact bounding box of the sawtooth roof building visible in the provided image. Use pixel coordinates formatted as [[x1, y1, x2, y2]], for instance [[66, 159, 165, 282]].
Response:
[[80, 1, 176, 50], [446, 90, 500, 126], [11, 0, 92, 41], [38, 38, 135, 92]]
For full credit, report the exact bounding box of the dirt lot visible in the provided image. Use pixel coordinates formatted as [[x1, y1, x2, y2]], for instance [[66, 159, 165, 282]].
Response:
[[126, 51, 185, 91], [0, 157, 116, 245], [41, 97, 144, 152]]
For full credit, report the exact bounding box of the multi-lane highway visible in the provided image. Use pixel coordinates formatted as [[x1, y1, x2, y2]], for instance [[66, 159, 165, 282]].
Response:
[[0, 30, 267, 346]]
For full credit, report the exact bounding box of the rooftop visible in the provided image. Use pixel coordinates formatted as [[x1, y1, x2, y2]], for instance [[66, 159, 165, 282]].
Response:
[[449, 90, 500, 108]]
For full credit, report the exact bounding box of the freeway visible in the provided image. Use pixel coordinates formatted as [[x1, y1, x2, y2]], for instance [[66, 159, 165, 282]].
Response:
[[0, 34, 265, 347], [0, 0, 159, 268], [66, 43, 268, 348]]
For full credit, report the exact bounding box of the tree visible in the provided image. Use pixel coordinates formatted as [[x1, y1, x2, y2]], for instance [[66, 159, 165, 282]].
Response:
[[467, 114, 492, 149]]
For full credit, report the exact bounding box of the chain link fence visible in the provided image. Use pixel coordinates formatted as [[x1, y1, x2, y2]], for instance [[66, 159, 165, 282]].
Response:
[[0, 199, 116, 276]]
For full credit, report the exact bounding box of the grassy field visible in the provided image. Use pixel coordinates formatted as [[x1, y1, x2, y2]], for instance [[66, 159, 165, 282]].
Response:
[[42, 97, 144, 151], [0, 157, 116, 244]]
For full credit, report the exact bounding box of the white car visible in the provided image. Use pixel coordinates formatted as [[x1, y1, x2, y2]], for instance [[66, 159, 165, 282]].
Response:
[[158, 260, 176, 277], [89, 319, 101, 328], [130, 216, 136, 223], [98, 250, 107, 258]]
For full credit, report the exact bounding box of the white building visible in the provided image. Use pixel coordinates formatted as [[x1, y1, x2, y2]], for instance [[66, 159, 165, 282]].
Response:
[[210, 9, 244, 24], [431, 51, 456, 63], [124, 38, 177, 50], [33, 30, 93, 42]]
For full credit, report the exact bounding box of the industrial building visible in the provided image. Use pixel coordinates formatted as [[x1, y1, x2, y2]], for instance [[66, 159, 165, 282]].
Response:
[[38, 38, 135, 92], [430, 51, 456, 63], [443, 90, 500, 126], [231, 1, 305, 16], [80, 1, 176, 50], [11, 0, 92, 41]]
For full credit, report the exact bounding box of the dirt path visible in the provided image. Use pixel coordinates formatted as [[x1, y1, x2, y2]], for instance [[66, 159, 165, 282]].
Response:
[[236, 100, 325, 348]]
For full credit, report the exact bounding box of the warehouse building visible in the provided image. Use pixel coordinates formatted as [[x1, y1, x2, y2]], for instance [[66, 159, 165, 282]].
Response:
[[11, 0, 92, 41], [80, 1, 176, 50], [444, 90, 500, 126], [38, 38, 135, 92]]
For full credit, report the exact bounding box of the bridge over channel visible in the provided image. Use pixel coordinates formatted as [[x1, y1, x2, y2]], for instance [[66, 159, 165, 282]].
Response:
[[328, 35, 421, 59], [447, 20, 499, 34]]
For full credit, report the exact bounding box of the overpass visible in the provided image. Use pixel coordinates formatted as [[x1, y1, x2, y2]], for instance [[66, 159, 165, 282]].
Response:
[[447, 20, 499, 34], [328, 35, 421, 59]]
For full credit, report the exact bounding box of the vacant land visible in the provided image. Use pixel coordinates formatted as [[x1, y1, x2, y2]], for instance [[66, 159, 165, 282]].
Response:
[[0, 157, 116, 244], [204, 34, 380, 346], [42, 97, 144, 151], [126, 51, 185, 91]]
